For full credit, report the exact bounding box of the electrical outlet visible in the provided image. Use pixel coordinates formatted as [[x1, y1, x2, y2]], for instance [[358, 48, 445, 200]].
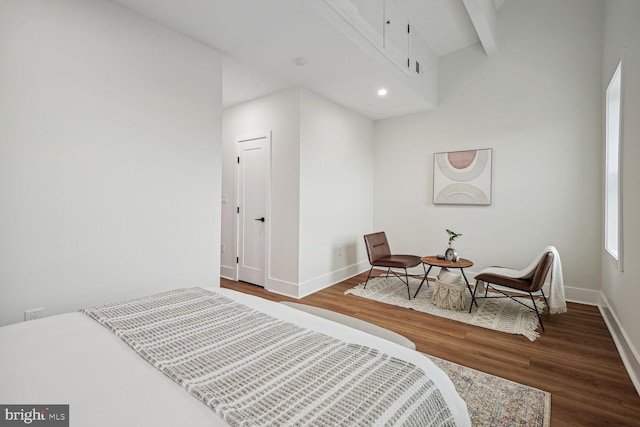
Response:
[[221, 243, 226, 254], [24, 307, 46, 321]]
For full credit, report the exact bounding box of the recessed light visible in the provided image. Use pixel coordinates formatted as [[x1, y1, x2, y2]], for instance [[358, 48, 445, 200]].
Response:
[[377, 88, 388, 97]]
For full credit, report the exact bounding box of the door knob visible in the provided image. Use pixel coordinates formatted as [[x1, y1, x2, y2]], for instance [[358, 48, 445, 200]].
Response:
[[254, 217, 265, 222]]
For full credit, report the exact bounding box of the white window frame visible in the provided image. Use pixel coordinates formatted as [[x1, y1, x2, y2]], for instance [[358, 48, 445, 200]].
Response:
[[605, 61, 623, 271]]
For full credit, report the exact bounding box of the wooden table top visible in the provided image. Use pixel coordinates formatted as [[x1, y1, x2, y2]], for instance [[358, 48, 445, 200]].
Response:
[[421, 255, 473, 268]]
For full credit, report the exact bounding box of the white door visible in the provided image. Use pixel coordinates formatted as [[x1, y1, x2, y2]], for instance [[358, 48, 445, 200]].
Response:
[[237, 132, 270, 286]]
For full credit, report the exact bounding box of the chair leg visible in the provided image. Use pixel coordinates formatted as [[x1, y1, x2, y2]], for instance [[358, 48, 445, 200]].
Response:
[[529, 292, 545, 331], [365, 265, 414, 300], [404, 268, 411, 300], [474, 283, 546, 332], [540, 288, 549, 307], [364, 266, 375, 289]]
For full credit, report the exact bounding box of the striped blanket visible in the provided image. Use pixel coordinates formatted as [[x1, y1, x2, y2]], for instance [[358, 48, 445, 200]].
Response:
[[82, 288, 456, 426]]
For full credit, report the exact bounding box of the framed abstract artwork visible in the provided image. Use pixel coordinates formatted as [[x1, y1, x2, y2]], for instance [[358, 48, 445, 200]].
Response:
[[433, 148, 492, 205]]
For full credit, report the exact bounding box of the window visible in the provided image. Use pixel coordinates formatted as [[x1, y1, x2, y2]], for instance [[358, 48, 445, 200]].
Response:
[[605, 61, 622, 268]]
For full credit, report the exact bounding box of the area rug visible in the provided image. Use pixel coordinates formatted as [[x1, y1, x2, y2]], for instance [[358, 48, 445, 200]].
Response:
[[426, 354, 551, 426], [345, 276, 544, 340]]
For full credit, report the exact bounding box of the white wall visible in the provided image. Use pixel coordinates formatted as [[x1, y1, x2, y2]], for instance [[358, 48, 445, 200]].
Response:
[[298, 89, 374, 295], [221, 88, 374, 297], [373, 0, 603, 295], [601, 0, 640, 389], [0, 0, 222, 326], [221, 89, 301, 292]]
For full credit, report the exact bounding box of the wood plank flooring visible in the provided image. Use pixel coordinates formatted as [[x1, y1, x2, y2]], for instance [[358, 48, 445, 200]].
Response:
[[221, 273, 640, 426]]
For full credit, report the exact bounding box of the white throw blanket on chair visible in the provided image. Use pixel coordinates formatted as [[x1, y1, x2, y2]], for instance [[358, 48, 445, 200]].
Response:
[[476, 246, 567, 314]]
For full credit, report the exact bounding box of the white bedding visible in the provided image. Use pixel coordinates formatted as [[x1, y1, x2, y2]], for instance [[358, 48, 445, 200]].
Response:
[[0, 288, 470, 426]]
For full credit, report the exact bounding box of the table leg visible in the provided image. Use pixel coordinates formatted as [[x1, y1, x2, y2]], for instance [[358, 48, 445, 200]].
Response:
[[413, 264, 432, 298], [460, 268, 478, 310]]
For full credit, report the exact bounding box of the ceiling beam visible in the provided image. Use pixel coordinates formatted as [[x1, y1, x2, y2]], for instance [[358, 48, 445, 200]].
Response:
[[462, 0, 499, 56]]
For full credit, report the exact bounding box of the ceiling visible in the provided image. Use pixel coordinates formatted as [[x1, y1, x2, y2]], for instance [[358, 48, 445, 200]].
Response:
[[111, 0, 505, 120]]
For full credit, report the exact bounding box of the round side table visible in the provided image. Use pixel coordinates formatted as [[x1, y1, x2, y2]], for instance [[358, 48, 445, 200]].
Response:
[[414, 256, 478, 310]]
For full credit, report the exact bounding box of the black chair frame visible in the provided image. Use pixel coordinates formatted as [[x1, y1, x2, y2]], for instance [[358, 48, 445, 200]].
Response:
[[471, 282, 549, 331], [363, 264, 427, 300]]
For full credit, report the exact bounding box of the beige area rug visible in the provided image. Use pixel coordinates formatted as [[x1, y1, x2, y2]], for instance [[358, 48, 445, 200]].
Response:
[[345, 276, 544, 341], [427, 354, 551, 426]]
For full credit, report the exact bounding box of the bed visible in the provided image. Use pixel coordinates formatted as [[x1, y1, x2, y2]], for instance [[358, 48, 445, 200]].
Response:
[[0, 287, 470, 426]]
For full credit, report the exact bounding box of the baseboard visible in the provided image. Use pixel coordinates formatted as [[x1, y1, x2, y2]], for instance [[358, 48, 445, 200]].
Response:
[[220, 264, 235, 281], [563, 285, 601, 305], [298, 261, 370, 298], [239, 262, 370, 299], [265, 276, 300, 298], [599, 293, 640, 397]]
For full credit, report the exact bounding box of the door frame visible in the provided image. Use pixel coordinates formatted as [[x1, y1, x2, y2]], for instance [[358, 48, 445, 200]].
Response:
[[235, 131, 272, 286]]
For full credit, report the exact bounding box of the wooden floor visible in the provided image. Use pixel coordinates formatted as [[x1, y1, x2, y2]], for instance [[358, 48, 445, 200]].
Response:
[[221, 273, 640, 426]]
